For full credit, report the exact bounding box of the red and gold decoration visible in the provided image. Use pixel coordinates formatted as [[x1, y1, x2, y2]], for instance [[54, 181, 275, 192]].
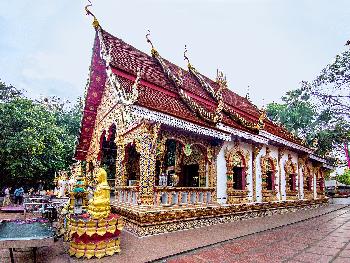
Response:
[[284, 154, 298, 200], [260, 147, 278, 202], [68, 168, 123, 259], [224, 141, 250, 204]]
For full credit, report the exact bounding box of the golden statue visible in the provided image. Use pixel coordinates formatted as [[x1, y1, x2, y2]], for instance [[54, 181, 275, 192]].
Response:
[[88, 168, 111, 219]]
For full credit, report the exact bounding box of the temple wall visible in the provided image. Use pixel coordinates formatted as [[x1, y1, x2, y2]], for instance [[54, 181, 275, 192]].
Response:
[[217, 141, 228, 204]]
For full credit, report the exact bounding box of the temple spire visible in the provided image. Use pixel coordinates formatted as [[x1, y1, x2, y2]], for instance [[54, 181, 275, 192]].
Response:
[[85, 0, 100, 29]]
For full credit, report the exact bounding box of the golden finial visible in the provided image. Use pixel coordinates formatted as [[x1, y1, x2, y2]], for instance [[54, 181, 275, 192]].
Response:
[[216, 69, 227, 88], [184, 45, 192, 68], [146, 30, 158, 57], [146, 30, 154, 49], [85, 0, 99, 29]]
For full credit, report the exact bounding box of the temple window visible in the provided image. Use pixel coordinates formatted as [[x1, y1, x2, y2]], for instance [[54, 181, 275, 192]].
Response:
[[232, 167, 244, 190], [288, 174, 296, 191], [306, 176, 312, 191], [319, 179, 324, 191], [266, 171, 273, 190], [182, 164, 200, 187], [125, 144, 140, 186], [100, 124, 117, 179]]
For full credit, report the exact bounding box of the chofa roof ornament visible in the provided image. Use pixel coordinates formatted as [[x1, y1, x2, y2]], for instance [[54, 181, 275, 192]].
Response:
[[85, 0, 100, 29], [146, 30, 159, 57]]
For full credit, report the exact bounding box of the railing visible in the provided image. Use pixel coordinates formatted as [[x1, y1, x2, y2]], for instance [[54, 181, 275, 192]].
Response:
[[154, 187, 215, 207], [115, 186, 139, 205], [115, 186, 215, 207]]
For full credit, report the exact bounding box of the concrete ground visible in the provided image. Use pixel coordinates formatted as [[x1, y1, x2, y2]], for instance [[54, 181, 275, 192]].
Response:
[[0, 204, 349, 263]]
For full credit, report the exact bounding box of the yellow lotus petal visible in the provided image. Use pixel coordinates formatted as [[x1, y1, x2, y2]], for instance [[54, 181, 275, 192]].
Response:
[[76, 243, 86, 250], [96, 241, 106, 250], [108, 218, 117, 226], [85, 249, 95, 259], [94, 249, 106, 259], [107, 225, 116, 234], [106, 239, 115, 248], [117, 223, 123, 231], [96, 227, 107, 236], [106, 247, 115, 256], [86, 227, 96, 237], [75, 249, 85, 258], [68, 247, 76, 256], [114, 245, 121, 253], [98, 219, 107, 227], [76, 227, 86, 236]]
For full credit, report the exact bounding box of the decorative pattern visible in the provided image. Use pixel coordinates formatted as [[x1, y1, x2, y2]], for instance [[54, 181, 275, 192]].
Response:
[[300, 159, 314, 200], [112, 199, 328, 236], [67, 214, 123, 259], [284, 154, 298, 200], [224, 141, 250, 204], [260, 147, 278, 202], [131, 105, 231, 141]]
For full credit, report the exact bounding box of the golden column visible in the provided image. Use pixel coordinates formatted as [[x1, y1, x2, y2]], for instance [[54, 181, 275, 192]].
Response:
[[135, 123, 160, 205]]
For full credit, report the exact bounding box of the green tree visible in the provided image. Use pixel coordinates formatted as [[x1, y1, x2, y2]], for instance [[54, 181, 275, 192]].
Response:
[[267, 46, 350, 159], [0, 94, 82, 189], [301, 49, 350, 120], [337, 169, 350, 186], [0, 79, 22, 102], [267, 92, 350, 157]]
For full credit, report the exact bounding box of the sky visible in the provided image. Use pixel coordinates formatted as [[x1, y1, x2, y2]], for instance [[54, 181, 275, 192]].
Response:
[[0, 0, 349, 107]]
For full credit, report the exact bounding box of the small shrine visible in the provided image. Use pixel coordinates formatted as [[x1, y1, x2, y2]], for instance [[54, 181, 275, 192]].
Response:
[[67, 166, 123, 259]]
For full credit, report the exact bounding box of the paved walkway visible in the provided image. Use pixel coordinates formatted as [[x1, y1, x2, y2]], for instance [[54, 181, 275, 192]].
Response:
[[0, 204, 349, 263], [162, 206, 350, 263]]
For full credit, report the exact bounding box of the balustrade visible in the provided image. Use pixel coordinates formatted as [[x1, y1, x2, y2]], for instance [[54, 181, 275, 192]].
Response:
[[154, 187, 215, 207], [115, 186, 139, 205]]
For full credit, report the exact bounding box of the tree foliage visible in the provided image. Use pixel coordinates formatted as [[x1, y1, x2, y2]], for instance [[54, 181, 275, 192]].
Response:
[[0, 81, 82, 189], [266, 47, 350, 159], [301, 49, 350, 119], [0, 79, 22, 102], [337, 169, 350, 186]]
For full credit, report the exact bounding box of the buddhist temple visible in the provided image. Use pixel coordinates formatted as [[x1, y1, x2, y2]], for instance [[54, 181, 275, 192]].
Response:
[[74, 8, 333, 236]]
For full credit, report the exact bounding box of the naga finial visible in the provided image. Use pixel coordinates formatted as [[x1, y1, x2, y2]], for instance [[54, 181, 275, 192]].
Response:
[[184, 45, 191, 67], [216, 69, 227, 88], [146, 30, 158, 56], [85, 0, 100, 29]]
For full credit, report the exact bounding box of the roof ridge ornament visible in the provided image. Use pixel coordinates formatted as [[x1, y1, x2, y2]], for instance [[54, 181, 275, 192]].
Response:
[[216, 69, 227, 89], [85, 1, 100, 29], [184, 45, 192, 69], [146, 30, 158, 56]]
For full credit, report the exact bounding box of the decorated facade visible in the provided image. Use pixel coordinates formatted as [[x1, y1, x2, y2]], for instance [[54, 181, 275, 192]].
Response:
[[74, 8, 332, 235]]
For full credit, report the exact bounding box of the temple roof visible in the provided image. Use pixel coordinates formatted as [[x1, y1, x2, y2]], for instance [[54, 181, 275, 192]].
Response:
[[74, 26, 306, 160]]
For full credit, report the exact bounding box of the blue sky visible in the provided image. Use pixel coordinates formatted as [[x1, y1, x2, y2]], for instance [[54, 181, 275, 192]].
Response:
[[0, 0, 349, 106]]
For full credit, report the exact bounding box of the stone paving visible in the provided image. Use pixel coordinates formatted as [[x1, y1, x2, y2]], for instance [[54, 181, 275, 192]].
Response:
[[0, 205, 349, 263], [163, 206, 350, 263]]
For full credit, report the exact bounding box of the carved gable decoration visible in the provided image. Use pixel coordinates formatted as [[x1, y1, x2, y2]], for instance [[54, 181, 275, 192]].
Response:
[[224, 141, 250, 170], [183, 145, 204, 166], [284, 154, 297, 175], [260, 147, 278, 175]]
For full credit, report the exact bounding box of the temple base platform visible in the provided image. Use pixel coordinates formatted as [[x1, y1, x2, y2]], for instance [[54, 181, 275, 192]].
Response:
[[111, 198, 328, 237]]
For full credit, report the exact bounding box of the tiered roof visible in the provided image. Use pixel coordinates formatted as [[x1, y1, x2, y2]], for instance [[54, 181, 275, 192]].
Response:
[[74, 26, 305, 160]]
